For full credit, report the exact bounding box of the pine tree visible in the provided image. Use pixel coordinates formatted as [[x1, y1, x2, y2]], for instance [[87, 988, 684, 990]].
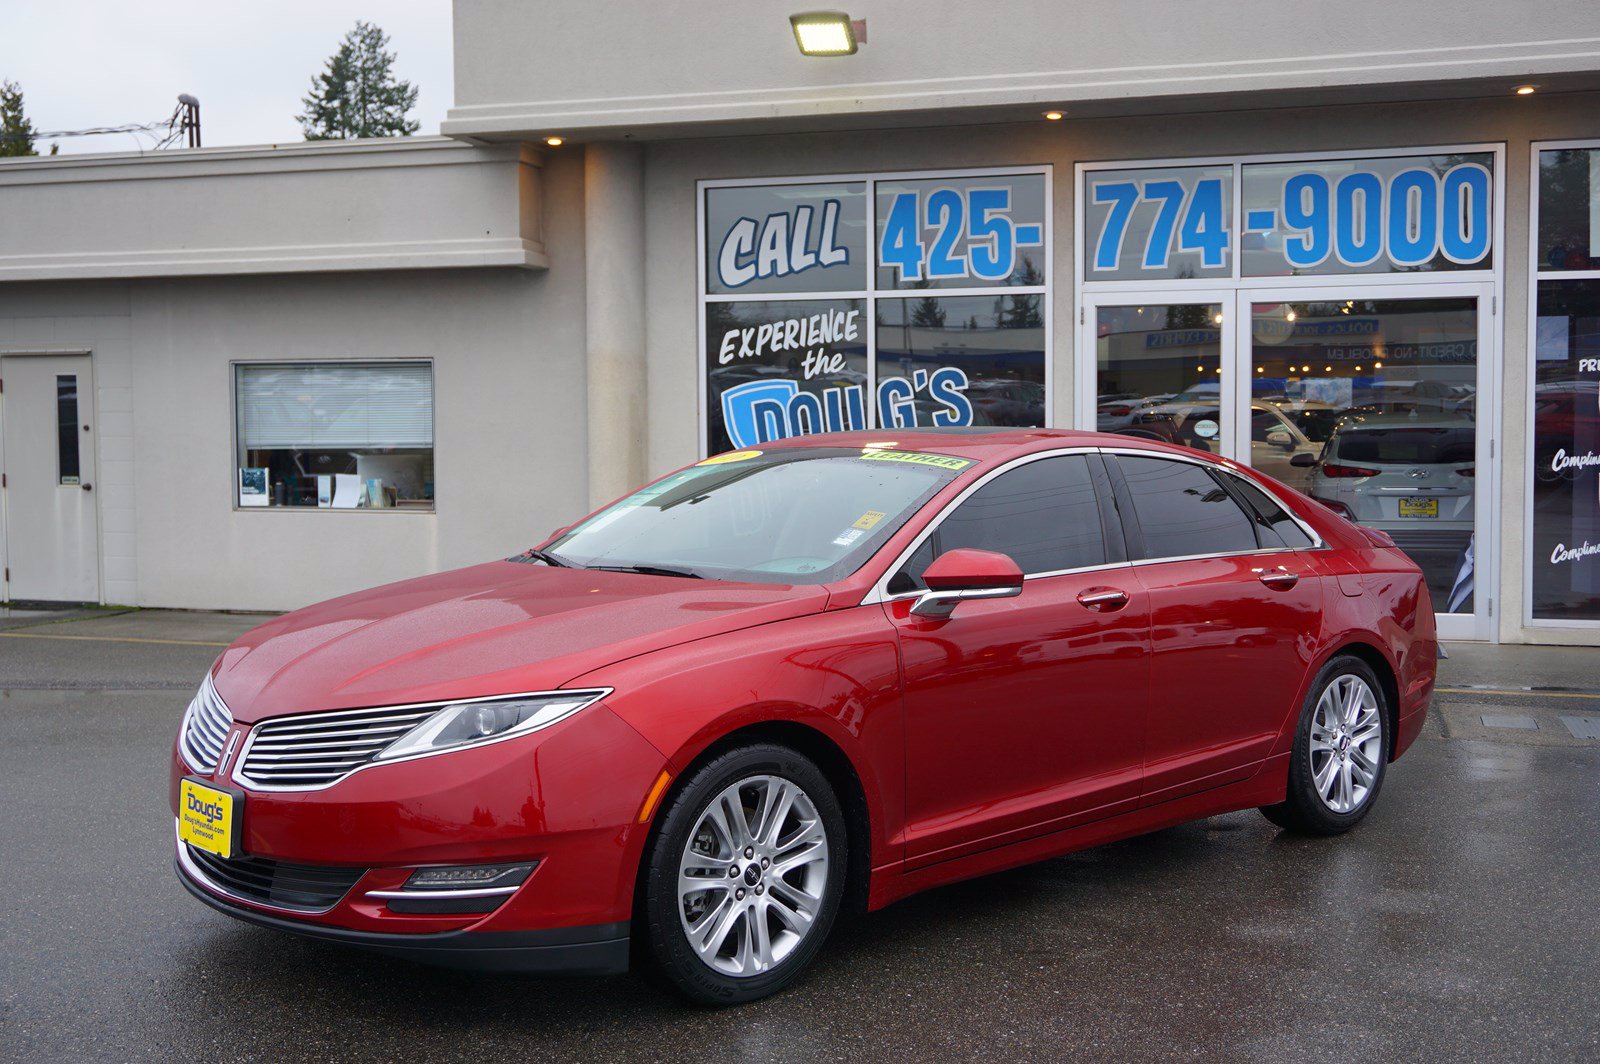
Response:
[[910, 296, 947, 328], [0, 81, 56, 157], [298, 22, 420, 140]]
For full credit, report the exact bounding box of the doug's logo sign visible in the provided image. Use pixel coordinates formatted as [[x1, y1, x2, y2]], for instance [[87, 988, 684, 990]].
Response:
[[716, 200, 850, 289]]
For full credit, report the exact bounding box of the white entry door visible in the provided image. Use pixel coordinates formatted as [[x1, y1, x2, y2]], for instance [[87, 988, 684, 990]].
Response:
[[1, 354, 101, 603]]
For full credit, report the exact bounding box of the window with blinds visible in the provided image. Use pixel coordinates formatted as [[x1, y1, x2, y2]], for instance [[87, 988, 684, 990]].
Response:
[[234, 362, 434, 510]]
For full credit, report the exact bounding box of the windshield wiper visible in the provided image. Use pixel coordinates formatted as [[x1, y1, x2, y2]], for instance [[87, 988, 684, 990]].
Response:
[[586, 564, 703, 579], [515, 547, 570, 568]]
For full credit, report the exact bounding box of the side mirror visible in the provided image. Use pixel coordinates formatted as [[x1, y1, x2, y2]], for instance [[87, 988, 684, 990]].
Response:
[[910, 548, 1024, 618], [1266, 430, 1294, 450], [1289, 452, 1318, 468]]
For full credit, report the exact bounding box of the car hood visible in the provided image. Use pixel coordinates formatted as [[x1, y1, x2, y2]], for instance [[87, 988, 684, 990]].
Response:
[[211, 561, 830, 723]]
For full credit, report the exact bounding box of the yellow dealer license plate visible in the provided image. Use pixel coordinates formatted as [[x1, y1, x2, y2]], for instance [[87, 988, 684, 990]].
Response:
[[1398, 498, 1439, 518], [178, 777, 242, 859]]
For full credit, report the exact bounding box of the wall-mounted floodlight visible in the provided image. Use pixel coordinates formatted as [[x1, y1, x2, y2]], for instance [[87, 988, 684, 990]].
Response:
[[790, 12, 860, 56]]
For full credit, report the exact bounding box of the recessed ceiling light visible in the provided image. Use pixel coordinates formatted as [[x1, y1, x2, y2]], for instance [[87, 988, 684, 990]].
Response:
[[544, 136, 564, 147], [790, 11, 858, 56], [1042, 110, 1065, 121], [1514, 84, 1538, 95]]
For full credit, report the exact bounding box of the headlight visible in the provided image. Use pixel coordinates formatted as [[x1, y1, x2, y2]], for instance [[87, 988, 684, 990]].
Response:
[[374, 689, 610, 762]]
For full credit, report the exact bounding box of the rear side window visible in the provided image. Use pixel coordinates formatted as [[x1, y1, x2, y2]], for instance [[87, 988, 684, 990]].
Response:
[[1115, 456, 1259, 560], [1333, 425, 1474, 464], [891, 455, 1107, 590], [1224, 474, 1315, 549]]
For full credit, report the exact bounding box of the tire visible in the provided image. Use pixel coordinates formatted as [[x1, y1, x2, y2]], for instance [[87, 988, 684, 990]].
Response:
[[1260, 655, 1389, 836], [639, 743, 847, 1005]]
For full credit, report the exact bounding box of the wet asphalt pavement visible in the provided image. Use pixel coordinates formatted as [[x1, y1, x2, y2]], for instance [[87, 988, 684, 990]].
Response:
[[1, 615, 1597, 1062]]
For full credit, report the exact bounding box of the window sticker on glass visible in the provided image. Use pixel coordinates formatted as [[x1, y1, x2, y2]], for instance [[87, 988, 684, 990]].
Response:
[[832, 527, 866, 547], [875, 173, 1047, 290], [1240, 154, 1494, 276], [858, 451, 973, 470], [705, 182, 867, 295], [1084, 166, 1234, 280], [852, 510, 887, 530], [699, 449, 764, 465]]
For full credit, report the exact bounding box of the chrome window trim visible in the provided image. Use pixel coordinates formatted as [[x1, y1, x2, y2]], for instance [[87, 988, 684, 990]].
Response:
[[862, 444, 1325, 605], [230, 687, 612, 793], [174, 820, 353, 916]]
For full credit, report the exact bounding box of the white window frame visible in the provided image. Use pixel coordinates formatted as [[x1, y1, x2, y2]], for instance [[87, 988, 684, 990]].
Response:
[[1524, 139, 1600, 629], [696, 165, 1053, 457], [1076, 144, 1507, 640], [228, 357, 437, 515]]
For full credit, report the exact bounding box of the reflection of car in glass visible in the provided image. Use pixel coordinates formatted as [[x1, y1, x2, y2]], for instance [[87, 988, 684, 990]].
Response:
[[1532, 386, 1600, 483], [1297, 412, 1475, 597], [1251, 403, 1332, 483], [966, 380, 1044, 426], [1097, 396, 1168, 432], [172, 430, 1436, 1005]]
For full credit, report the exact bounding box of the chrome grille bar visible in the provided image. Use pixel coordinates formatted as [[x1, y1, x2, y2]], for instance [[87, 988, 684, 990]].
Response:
[[237, 704, 437, 790], [179, 675, 233, 773]]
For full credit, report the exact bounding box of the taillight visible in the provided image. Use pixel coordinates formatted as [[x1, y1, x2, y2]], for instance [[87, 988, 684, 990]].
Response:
[[1456, 467, 1475, 477], [1313, 496, 1353, 517], [1320, 462, 1381, 478], [1104, 405, 1131, 416]]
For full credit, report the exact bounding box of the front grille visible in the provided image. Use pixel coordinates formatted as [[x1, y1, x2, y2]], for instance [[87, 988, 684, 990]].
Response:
[[186, 845, 365, 912], [236, 703, 435, 789], [179, 676, 232, 772]]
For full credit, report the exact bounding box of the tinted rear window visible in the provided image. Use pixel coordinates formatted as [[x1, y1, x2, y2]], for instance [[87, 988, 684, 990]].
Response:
[[1225, 475, 1315, 549], [1117, 456, 1259, 560], [1332, 426, 1474, 465]]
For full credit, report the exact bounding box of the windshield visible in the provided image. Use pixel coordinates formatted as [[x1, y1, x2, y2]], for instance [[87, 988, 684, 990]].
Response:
[[543, 447, 971, 583]]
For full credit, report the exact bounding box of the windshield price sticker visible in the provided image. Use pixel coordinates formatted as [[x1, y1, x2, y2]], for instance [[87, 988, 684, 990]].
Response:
[[1085, 153, 1495, 279], [859, 451, 973, 471]]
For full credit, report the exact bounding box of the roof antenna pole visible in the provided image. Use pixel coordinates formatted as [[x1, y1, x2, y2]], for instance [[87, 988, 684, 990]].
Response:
[[177, 94, 201, 148]]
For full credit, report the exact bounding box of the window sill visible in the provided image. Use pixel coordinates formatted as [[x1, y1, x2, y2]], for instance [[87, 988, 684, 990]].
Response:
[[232, 505, 436, 514]]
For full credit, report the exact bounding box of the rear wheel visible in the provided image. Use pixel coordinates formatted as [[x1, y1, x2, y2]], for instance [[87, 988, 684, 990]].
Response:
[[1260, 656, 1389, 835], [639, 743, 845, 1004]]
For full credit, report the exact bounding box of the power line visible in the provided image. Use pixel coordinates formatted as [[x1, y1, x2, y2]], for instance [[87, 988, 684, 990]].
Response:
[[0, 97, 201, 148]]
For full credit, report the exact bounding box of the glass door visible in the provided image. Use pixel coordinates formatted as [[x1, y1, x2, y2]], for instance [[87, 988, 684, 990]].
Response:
[[1234, 284, 1495, 640], [1079, 292, 1239, 458]]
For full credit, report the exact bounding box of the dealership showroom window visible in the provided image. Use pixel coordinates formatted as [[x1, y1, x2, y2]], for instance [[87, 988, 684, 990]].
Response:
[[233, 360, 435, 510], [700, 168, 1051, 454], [1531, 141, 1600, 623]]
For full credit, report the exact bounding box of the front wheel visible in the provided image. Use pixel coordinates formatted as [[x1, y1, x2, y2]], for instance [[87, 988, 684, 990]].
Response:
[[639, 743, 846, 1004], [1260, 656, 1389, 835]]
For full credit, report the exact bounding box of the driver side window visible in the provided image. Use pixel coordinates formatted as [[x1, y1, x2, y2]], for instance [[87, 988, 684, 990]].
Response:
[[888, 455, 1108, 593]]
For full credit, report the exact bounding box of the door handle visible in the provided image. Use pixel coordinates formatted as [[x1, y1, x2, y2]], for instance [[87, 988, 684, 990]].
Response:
[[81, 483, 93, 492], [1077, 587, 1129, 612], [1257, 567, 1298, 590]]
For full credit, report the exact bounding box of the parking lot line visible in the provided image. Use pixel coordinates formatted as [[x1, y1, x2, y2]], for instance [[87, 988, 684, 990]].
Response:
[[0, 631, 229, 647], [1436, 687, 1600, 700]]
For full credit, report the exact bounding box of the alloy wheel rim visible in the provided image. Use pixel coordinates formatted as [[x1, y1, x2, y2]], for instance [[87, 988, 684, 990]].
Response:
[[677, 774, 829, 978], [1309, 674, 1382, 814]]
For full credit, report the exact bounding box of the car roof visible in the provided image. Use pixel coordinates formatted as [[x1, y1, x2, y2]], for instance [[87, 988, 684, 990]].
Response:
[[745, 427, 1215, 464]]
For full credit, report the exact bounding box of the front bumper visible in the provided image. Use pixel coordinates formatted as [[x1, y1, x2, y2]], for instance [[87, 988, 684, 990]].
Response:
[[176, 859, 629, 973], [170, 703, 669, 963]]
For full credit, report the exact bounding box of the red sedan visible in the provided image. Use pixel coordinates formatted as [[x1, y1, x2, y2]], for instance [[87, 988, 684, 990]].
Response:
[[172, 430, 1436, 1003]]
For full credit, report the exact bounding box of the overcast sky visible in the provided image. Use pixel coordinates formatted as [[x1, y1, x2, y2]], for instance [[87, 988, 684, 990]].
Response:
[[3, 1, 453, 154]]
